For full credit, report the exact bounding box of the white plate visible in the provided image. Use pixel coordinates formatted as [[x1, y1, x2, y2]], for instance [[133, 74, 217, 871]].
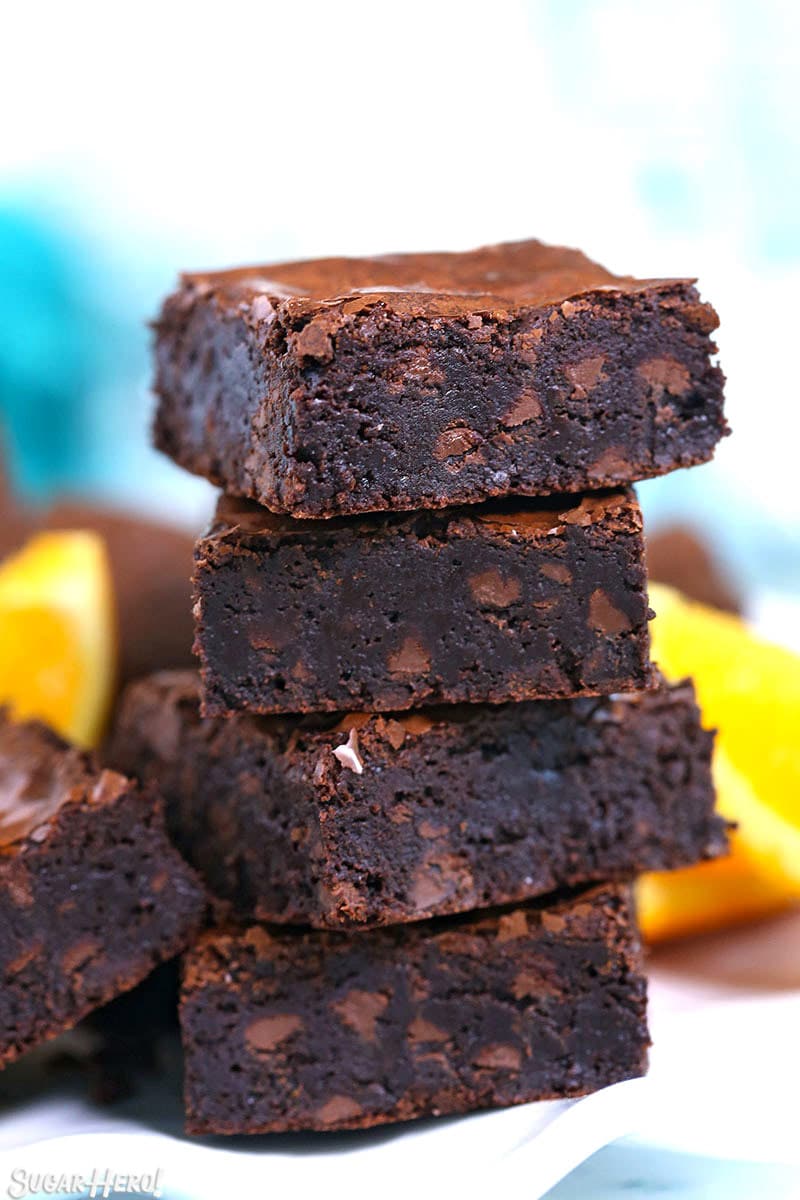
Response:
[[637, 907, 800, 1165]]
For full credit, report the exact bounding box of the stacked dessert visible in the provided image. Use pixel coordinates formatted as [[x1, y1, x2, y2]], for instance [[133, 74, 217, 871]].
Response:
[[113, 240, 729, 1133]]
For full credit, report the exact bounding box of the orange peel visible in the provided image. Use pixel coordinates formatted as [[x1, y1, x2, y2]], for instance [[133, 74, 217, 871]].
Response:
[[638, 584, 800, 941], [0, 532, 115, 747]]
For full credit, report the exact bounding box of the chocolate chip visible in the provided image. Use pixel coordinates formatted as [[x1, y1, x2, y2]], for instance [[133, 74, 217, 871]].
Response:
[[332, 989, 389, 1042], [637, 356, 690, 395], [541, 911, 568, 935], [469, 569, 522, 608], [564, 354, 606, 393], [245, 1013, 303, 1052], [500, 389, 542, 428], [541, 561, 572, 584], [410, 870, 455, 910], [408, 1016, 449, 1045], [589, 445, 629, 478], [382, 719, 407, 750], [387, 637, 431, 675], [433, 426, 481, 461], [588, 589, 632, 634], [316, 1095, 363, 1125], [473, 1044, 522, 1071], [496, 911, 528, 942]]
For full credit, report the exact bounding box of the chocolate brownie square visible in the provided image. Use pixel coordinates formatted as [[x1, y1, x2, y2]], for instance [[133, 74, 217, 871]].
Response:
[[0, 713, 205, 1066], [180, 884, 649, 1134], [109, 671, 725, 929], [193, 489, 652, 715], [153, 239, 726, 518]]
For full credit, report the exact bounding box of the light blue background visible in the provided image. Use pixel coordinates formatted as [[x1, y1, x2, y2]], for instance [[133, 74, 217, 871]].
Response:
[[1, 1, 798, 603]]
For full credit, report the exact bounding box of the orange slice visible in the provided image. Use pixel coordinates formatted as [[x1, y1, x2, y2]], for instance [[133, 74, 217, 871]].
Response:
[[0, 532, 115, 747], [637, 747, 799, 941], [637, 584, 800, 941]]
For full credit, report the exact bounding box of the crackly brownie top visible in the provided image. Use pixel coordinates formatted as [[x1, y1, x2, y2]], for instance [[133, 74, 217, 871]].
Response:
[[206, 488, 640, 544], [0, 713, 128, 851], [183, 882, 635, 987], [120, 669, 680, 769], [174, 238, 696, 322]]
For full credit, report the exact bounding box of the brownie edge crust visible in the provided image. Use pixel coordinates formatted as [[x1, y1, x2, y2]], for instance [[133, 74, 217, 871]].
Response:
[[179, 883, 649, 1134], [153, 238, 727, 517]]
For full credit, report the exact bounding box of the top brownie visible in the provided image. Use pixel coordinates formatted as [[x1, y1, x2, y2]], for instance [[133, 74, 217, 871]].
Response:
[[153, 239, 727, 518]]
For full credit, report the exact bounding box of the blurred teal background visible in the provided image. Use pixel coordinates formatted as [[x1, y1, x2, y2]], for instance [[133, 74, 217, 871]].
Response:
[[1, 0, 798, 601]]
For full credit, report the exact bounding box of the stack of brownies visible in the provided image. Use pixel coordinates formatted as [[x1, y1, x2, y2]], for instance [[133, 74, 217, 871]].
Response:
[[108, 239, 729, 1134]]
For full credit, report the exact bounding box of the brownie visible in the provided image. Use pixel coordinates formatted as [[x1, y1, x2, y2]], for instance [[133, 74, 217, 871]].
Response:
[[647, 524, 742, 614], [180, 883, 649, 1134], [193, 488, 652, 716], [0, 713, 206, 1066], [109, 671, 725, 929], [153, 239, 727, 518]]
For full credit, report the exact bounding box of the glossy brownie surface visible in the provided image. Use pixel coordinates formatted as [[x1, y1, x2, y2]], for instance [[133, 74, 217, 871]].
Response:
[[154, 239, 727, 517]]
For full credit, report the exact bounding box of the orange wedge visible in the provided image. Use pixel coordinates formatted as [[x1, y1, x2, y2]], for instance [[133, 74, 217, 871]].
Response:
[[0, 532, 115, 747], [637, 747, 799, 941], [637, 584, 800, 942]]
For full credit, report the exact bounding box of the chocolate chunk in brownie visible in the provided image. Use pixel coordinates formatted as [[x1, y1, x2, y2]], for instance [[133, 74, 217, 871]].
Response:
[[109, 671, 726, 929], [0, 713, 206, 1066], [153, 239, 727, 518], [180, 883, 649, 1134], [193, 489, 652, 716]]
